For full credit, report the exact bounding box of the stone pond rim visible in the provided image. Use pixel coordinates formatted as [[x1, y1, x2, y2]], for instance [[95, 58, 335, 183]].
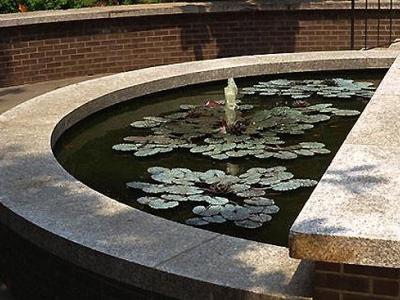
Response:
[[0, 51, 398, 299]]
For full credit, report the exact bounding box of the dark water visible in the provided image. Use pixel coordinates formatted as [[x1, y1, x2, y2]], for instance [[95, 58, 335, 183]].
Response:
[[54, 70, 385, 247]]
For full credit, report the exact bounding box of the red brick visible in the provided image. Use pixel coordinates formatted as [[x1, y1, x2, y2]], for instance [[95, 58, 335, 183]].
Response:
[[316, 262, 342, 273], [373, 279, 399, 296], [343, 293, 394, 300], [314, 288, 340, 300], [344, 264, 400, 279], [315, 273, 370, 293]]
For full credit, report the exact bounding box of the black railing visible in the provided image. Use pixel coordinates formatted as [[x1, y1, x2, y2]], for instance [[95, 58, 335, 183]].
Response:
[[351, 0, 396, 50]]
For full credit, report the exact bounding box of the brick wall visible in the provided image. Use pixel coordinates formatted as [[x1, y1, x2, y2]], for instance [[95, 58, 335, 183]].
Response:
[[315, 262, 400, 300], [0, 9, 399, 87]]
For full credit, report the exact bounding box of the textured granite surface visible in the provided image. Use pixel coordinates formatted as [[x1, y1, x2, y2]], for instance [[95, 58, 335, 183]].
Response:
[[290, 53, 400, 268], [0, 51, 396, 299], [0, 0, 398, 28]]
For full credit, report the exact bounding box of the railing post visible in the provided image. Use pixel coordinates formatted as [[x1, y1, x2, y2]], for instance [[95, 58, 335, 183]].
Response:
[[351, 0, 355, 49], [364, 0, 368, 49]]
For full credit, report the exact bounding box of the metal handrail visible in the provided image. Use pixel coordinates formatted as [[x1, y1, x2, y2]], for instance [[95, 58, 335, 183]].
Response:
[[359, 0, 396, 50]]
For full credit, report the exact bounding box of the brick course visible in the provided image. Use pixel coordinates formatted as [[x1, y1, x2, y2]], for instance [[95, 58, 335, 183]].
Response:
[[0, 9, 399, 87], [315, 262, 400, 300]]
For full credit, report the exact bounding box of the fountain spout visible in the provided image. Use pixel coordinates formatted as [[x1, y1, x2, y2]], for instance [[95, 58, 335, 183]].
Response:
[[224, 78, 238, 127]]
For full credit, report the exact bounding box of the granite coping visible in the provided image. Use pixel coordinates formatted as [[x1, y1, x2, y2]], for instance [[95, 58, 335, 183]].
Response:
[[0, 50, 397, 299], [0, 0, 398, 28], [289, 54, 400, 268]]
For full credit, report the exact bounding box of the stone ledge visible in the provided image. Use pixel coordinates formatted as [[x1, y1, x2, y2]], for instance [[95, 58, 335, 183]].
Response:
[[0, 0, 399, 28], [290, 53, 400, 268], [0, 50, 397, 299]]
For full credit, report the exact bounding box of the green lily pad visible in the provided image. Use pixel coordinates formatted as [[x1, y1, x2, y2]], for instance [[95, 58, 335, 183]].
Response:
[[244, 197, 275, 206], [161, 194, 188, 202], [186, 218, 209, 226], [142, 184, 166, 194], [311, 148, 331, 154], [193, 205, 222, 216], [234, 219, 263, 229], [332, 109, 360, 116], [112, 143, 138, 152], [130, 120, 161, 128], [290, 179, 318, 187], [164, 185, 203, 195], [293, 149, 315, 156], [148, 198, 179, 209], [126, 181, 152, 190], [221, 206, 250, 221], [300, 142, 325, 149], [274, 151, 298, 160], [136, 196, 158, 205], [271, 180, 302, 191], [236, 189, 266, 198], [202, 215, 226, 223], [262, 205, 280, 214], [248, 213, 272, 223], [206, 196, 229, 205]]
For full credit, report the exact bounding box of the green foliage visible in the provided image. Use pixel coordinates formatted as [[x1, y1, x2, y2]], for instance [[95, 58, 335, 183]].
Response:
[[0, 0, 161, 13], [0, 0, 18, 13]]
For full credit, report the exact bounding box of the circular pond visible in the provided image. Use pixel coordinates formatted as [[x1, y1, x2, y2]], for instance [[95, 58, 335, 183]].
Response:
[[54, 70, 384, 247]]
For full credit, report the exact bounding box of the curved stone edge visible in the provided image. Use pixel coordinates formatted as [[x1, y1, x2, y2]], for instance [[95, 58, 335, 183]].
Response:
[[0, 50, 397, 299], [290, 53, 400, 268], [0, 0, 399, 28]]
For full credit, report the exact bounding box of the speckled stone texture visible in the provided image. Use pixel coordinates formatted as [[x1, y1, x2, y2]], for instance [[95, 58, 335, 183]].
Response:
[[290, 54, 400, 268], [0, 51, 397, 299]]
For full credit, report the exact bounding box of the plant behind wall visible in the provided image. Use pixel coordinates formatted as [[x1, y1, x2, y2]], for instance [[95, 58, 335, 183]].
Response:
[[0, 0, 162, 13]]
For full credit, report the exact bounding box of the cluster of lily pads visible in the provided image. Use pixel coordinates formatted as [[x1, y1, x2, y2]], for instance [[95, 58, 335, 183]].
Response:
[[127, 166, 317, 229], [241, 78, 375, 99], [112, 102, 359, 160]]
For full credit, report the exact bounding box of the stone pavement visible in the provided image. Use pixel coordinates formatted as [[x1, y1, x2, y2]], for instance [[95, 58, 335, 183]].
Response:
[[0, 75, 105, 115]]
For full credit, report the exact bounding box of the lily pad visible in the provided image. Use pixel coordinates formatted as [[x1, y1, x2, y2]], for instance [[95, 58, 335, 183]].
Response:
[[300, 142, 325, 149], [126, 181, 152, 190], [186, 218, 209, 226], [142, 184, 166, 194], [274, 151, 298, 160], [271, 180, 302, 191], [234, 219, 263, 229], [244, 197, 275, 206], [290, 179, 318, 187], [148, 198, 179, 209], [148, 166, 169, 174], [332, 109, 360, 116], [236, 189, 266, 198], [193, 205, 222, 216], [262, 205, 280, 214], [248, 213, 272, 223], [221, 206, 250, 221], [112, 143, 138, 152], [206, 196, 229, 205], [293, 149, 315, 156], [311, 148, 331, 154], [164, 185, 203, 195], [202, 215, 226, 223], [130, 120, 161, 128], [136, 196, 158, 205], [161, 194, 188, 202]]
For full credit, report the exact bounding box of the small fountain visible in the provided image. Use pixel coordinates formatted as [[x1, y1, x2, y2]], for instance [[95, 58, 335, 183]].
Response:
[[224, 78, 238, 128]]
